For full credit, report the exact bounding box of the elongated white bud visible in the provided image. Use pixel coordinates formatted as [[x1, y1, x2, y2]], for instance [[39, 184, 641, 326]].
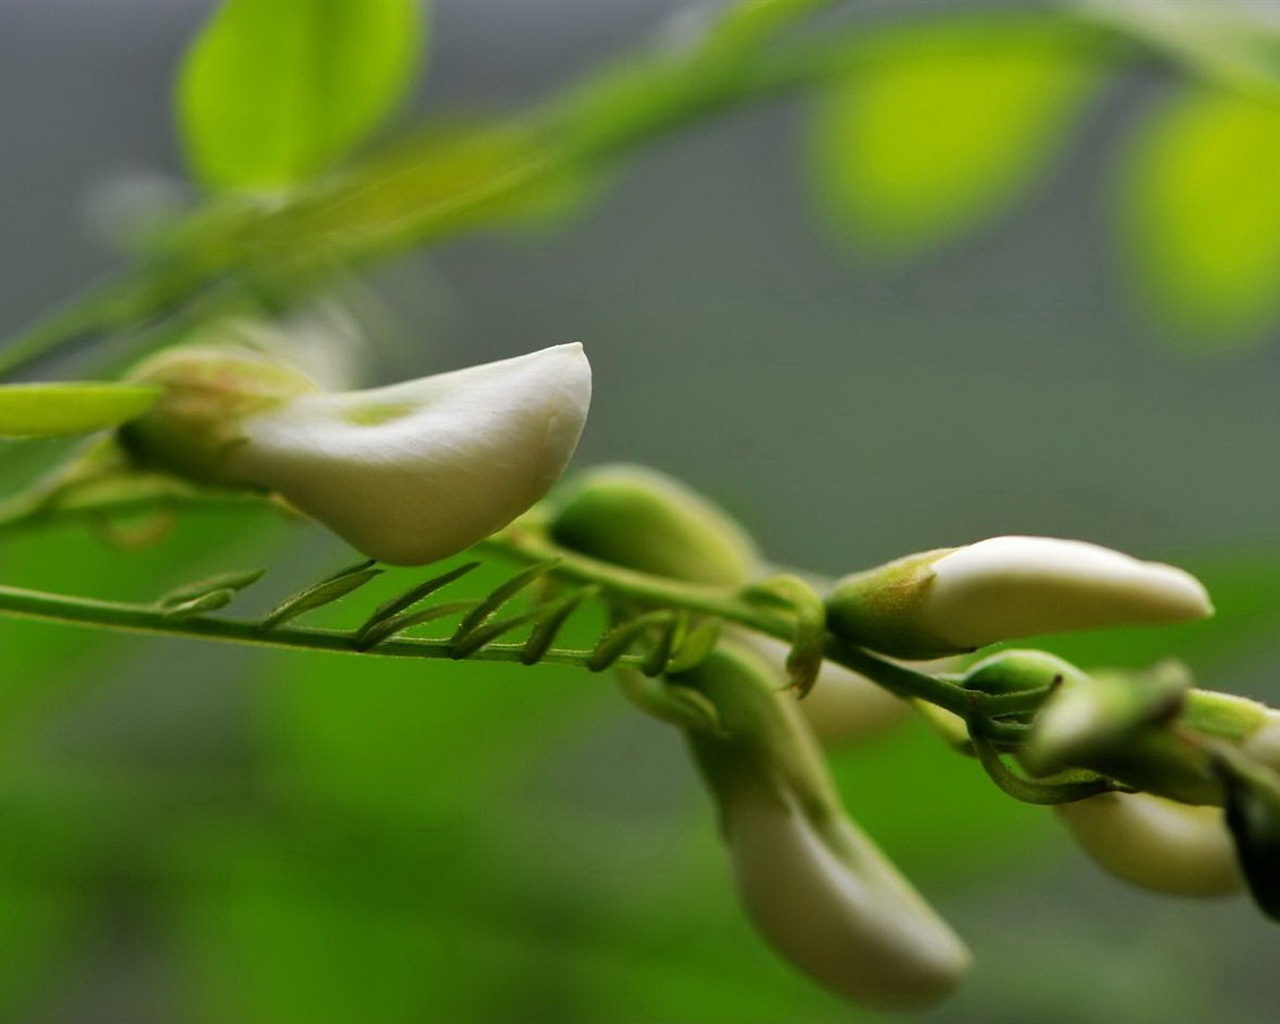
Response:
[[681, 646, 970, 1010], [720, 780, 971, 1010], [125, 343, 591, 565], [826, 536, 1212, 659], [1055, 792, 1243, 897]]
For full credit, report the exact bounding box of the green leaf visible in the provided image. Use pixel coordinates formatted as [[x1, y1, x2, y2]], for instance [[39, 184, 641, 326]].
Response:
[[177, 0, 426, 191], [812, 16, 1106, 253], [0, 384, 158, 438], [1122, 87, 1280, 344]]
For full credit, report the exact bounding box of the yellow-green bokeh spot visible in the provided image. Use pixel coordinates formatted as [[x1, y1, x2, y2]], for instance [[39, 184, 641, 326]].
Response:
[[0, 383, 160, 438], [812, 15, 1107, 254], [1123, 86, 1280, 347]]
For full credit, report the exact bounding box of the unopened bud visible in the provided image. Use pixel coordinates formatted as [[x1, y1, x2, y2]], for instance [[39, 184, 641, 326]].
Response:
[[826, 536, 1212, 659], [961, 649, 1087, 696], [548, 464, 759, 587], [678, 645, 970, 1010], [124, 342, 591, 565], [1055, 792, 1242, 897]]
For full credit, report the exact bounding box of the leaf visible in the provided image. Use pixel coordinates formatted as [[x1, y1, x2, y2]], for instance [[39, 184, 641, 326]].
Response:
[[812, 15, 1106, 253], [1121, 86, 1280, 344], [258, 560, 382, 632], [0, 383, 158, 438], [177, 0, 426, 191]]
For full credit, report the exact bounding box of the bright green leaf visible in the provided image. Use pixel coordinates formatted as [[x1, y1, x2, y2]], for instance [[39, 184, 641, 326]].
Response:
[[178, 0, 426, 191], [813, 16, 1106, 253], [0, 383, 158, 438], [1123, 87, 1280, 344]]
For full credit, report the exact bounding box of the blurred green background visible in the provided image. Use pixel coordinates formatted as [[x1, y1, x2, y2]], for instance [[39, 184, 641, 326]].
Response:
[[1, 1, 1280, 1021]]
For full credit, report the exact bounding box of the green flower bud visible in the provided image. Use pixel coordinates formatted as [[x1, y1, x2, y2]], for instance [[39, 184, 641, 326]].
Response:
[[123, 342, 592, 565], [961, 649, 1088, 696], [122, 345, 321, 484], [1054, 792, 1242, 897], [548, 464, 759, 586], [826, 536, 1212, 660], [676, 644, 970, 1011]]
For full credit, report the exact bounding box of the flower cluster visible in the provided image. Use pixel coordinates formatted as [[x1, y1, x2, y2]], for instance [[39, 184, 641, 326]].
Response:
[[120, 336, 1280, 1011]]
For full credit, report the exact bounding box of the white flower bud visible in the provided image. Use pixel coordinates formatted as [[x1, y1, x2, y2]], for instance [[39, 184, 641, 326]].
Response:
[[1055, 792, 1243, 897], [682, 646, 969, 1010], [827, 536, 1212, 658], [126, 343, 591, 565], [721, 780, 971, 1011]]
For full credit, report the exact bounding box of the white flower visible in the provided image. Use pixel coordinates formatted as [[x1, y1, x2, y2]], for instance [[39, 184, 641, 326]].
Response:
[[721, 779, 971, 1010], [1055, 792, 1242, 897], [127, 342, 591, 565], [682, 644, 969, 1010], [827, 536, 1212, 658]]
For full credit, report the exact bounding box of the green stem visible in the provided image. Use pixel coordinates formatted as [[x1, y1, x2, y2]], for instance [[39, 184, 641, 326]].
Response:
[[0, 581, 623, 671], [0, 7, 1119, 380]]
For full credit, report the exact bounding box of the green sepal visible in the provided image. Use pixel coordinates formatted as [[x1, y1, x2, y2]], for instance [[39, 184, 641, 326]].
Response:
[[548, 464, 760, 587], [1211, 747, 1280, 922]]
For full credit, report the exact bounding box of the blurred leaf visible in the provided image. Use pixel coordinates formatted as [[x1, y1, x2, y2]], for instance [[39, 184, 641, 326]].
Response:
[[0, 383, 158, 438], [257, 560, 611, 822], [827, 719, 1054, 881], [703, 0, 831, 58], [813, 16, 1106, 252], [0, 807, 98, 1021], [1122, 86, 1280, 344], [178, 0, 426, 190], [0, 508, 285, 733], [1074, 0, 1280, 95]]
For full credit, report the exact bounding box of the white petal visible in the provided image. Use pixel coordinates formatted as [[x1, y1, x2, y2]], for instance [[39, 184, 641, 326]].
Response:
[[1055, 792, 1242, 897], [922, 536, 1212, 649], [724, 784, 970, 1010], [230, 343, 591, 564]]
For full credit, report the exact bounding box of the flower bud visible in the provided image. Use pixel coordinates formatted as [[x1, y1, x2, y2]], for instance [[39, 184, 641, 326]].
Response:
[[548, 464, 759, 587], [961, 649, 1088, 696], [678, 645, 970, 1010], [826, 536, 1212, 659], [124, 342, 592, 565], [1054, 792, 1242, 897]]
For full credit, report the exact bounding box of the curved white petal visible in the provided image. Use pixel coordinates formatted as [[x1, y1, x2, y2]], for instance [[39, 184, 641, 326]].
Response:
[[724, 783, 970, 1010], [230, 343, 591, 564], [1055, 792, 1242, 897], [922, 536, 1212, 649]]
